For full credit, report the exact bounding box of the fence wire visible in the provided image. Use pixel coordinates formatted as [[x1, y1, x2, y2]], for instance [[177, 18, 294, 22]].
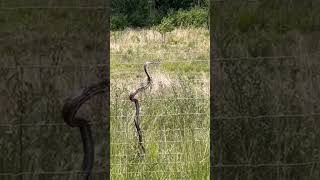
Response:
[[211, 48, 320, 179], [110, 48, 210, 179], [0, 2, 109, 179], [4, 32, 319, 178], [0, 44, 209, 179], [7, 53, 320, 177], [0, 64, 108, 179]]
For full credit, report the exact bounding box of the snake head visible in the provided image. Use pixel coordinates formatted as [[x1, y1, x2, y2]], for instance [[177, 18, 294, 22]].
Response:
[[144, 61, 160, 81], [145, 61, 160, 66]]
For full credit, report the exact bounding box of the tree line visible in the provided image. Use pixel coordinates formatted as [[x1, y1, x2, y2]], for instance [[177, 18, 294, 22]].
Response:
[[111, 0, 209, 30]]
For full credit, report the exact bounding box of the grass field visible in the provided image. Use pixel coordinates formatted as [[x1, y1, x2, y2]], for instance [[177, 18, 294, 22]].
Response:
[[110, 28, 210, 179]]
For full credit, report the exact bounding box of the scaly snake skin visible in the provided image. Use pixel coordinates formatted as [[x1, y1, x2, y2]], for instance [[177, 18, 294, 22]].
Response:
[[62, 79, 108, 180], [129, 62, 159, 155]]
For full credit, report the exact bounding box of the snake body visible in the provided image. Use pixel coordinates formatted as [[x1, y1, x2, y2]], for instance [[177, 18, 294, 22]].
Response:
[[62, 79, 108, 180], [62, 62, 154, 177], [129, 62, 157, 154]]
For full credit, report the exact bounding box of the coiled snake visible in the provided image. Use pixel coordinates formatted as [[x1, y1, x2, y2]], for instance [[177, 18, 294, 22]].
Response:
[[129, 62, 159, 155], [62, 79, 108, 180]]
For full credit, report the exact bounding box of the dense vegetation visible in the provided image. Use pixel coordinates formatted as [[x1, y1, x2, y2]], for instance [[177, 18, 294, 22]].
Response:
[[211, 0, 319, 57], [111, 0, 209, 30], [211, 1, 320, 179], [0, 3, 108, 180]]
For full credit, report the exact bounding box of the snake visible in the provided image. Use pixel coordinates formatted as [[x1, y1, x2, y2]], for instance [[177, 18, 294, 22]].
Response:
[[62, 79, 108, 180], [129, 62, 159, 155]]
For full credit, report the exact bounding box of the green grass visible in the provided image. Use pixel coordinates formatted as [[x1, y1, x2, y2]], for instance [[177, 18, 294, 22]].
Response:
[[110, 28, 209, 179]]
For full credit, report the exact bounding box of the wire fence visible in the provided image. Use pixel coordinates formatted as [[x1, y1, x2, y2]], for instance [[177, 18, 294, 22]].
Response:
[[8, 53, 320, 178], [1, 1, 315, 179], [6, 51, 320, 179], [211, 48, 320, 179], [0, 1, 109, 179], [0, 64, 108, 179], [108, 50, 320, 179], [0, 47, 209, 180], [110, 48, 210, 179], [115, 52, 320, 178]]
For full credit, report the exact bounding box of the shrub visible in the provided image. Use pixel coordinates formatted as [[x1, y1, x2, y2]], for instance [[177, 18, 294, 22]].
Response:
[[111, 15, 129, 30], [157, 8, 208, 31]]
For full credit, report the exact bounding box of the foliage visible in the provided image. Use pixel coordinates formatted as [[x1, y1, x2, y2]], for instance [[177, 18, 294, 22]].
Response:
[[154, 0, 208, 16], [111, 14, 129, 30], [111, 0, 209, 29], [157, 8, 208, 33], [111, 0, 151, 28]]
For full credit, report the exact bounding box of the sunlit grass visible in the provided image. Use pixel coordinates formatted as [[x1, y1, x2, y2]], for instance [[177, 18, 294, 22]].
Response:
[[110, 28, 209, 179]]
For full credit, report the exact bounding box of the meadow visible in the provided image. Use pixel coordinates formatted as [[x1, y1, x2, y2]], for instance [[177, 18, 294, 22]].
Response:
[[110, 28, 210, 179]]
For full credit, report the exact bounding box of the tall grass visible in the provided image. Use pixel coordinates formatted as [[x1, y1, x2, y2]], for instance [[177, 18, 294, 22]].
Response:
[[0, 8, 108, 179], [111, 28, 210, 179], [211, 1, 320, 177]]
